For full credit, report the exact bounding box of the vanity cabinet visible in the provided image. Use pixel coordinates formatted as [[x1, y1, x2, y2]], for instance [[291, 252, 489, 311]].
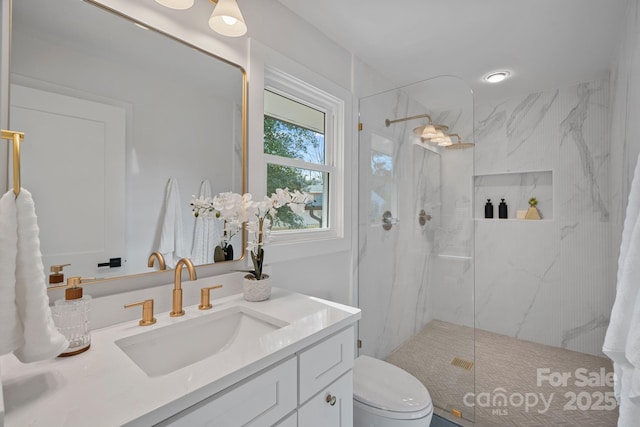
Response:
[[298, 371, 353, 427], [158, 357, 298, 426], [157, 326, 355, 427]]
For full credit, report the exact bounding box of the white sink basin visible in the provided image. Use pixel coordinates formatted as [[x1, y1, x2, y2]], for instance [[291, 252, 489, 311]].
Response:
[[115, 306, 287, 377]]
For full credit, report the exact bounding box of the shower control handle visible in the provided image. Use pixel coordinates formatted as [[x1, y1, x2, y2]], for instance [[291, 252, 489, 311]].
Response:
[[382, 210, 399, 231], [418, 209, 432, 226]]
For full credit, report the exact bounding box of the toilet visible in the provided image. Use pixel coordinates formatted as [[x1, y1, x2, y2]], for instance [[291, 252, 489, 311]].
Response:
[[353, 355, 433, 426]]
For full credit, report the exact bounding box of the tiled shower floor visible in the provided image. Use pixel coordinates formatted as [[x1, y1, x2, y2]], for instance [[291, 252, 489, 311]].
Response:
[[387, 320, 618, 426]]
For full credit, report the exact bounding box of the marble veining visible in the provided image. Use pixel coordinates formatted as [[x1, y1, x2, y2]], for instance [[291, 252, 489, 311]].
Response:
[[359, 77, 612, 360], [506, 90, 558, 157], [559, 82, 609, 221], [474, 79, 612, 355]]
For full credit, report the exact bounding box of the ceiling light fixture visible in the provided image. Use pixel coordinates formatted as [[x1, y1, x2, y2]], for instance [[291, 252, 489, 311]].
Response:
[[484, 71, 510, 83], [208, 0, 247, 37], [154, 0, 247, 37], [155, 0, 194, 10]]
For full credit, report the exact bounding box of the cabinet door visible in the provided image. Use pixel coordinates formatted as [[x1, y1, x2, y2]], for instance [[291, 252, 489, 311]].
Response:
[[275, 412, 297, 427], [159, 357, 297, 427], [299, 326, 354, 403], [298, 371, 353, 427]]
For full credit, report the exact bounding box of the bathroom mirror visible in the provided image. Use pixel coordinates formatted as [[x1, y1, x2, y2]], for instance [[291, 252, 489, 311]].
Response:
[[8, 0, 246, 284]]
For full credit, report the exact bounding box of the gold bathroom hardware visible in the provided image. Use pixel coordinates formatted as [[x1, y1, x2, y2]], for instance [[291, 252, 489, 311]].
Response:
[[171, 257, 197, 317], [147, 251, 167, 270], [385, 114, 449, 139], [444, 133, 475, 150], [385, 113, 432, 126], [418, 210, 432, 226], [451, 357, 474, 371], [199, 284, 223, 310], [124, 299, 157, 326], [1, 129, 25, 197]]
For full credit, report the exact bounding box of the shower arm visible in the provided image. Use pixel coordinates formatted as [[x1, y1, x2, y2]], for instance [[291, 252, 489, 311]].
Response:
[[385, 113, 433, 127]]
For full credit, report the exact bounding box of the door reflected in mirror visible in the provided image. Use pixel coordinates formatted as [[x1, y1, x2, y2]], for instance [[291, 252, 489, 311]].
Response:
[[9, 0, 246, 283]]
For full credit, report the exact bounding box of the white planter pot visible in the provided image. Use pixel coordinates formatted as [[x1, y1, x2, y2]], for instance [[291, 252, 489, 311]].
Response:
[[243, 274, 272, 302]]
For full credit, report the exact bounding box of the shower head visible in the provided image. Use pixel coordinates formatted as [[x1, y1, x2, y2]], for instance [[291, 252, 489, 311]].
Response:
[[385, 114, 449, 137], [412, 125, 449, 138], [444, 133, 475, 149]]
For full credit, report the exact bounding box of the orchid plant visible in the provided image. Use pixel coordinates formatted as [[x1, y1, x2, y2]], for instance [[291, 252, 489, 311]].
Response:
[[245, 188, 312, 280], [190, 192, 242, 249], [199, 188, 313, 280]]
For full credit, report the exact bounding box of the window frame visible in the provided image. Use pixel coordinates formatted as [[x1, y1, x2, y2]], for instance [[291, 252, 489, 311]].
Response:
[[261, 65, 346, 247]]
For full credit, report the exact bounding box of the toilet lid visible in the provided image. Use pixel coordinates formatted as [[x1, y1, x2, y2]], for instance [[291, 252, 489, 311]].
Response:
[[353, 355, 432, 414]]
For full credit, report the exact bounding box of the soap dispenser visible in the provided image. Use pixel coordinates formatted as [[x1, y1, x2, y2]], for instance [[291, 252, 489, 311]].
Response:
[[49, 264, 70, 285], [499, 199, 508, 219], [53, 277, 92, 357], [484, 199, 494, 218]]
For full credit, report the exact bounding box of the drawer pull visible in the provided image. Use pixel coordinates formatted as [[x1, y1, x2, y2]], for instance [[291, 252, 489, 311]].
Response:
[[326, 394, 337, 406]]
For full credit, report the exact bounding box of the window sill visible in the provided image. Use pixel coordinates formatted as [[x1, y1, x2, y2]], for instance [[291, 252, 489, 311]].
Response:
[[260, 233, 350, 265]]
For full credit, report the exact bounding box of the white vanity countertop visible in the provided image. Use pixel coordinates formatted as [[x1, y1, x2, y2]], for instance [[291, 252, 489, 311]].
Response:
[[0, 288, 361, 427]]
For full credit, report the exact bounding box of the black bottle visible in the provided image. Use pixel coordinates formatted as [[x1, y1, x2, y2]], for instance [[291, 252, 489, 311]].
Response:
[[499, 199, 508, 219], [484, 199, 494, 218]]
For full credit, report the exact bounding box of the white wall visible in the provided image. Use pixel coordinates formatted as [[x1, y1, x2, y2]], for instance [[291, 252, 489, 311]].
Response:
[[610, 0, 640, 265]]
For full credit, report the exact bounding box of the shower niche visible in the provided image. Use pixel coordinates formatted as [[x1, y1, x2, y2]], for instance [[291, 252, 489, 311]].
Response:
[[473, 169, 553, 220]]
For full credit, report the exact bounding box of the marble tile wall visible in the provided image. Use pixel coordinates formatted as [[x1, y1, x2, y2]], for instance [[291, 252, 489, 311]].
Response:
[[474, 79, 613, 356], [359, 77, 614, 360], [358, 79, 474, 359]]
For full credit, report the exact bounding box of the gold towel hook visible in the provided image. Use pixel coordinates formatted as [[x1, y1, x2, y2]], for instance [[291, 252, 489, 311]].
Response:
[[1, 129, 25, 197]]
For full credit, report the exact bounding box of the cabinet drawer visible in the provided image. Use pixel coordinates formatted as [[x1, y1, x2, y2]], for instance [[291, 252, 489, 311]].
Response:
[[158, 357, 297, 427], [298, 326, 354, 403], [298, 371, 353, 427]]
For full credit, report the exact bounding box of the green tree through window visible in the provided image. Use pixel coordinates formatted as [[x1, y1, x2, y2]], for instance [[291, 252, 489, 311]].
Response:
[[264, 116, 323, 229]]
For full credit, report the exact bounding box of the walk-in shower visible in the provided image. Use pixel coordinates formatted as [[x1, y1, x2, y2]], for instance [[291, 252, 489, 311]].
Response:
[[358, 75, 476, 422], [357, 75, 617, 426]]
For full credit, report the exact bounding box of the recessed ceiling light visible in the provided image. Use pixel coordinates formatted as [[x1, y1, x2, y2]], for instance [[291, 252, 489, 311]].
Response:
[[484, 71, 510, 83]]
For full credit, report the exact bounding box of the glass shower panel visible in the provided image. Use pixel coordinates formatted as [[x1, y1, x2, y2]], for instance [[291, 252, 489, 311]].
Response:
[[358, 76, 475, 423]]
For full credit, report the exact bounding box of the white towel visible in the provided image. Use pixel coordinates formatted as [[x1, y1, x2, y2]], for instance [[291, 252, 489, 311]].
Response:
[[0, 189, 68, 362], [191, 180, 220, 265], [0, 191, 22, 355], [603, 151, 640, 424], [158, 178, 187, 269]]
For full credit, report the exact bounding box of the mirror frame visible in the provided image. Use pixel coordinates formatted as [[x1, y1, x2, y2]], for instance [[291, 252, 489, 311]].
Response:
[[1, 0, 248, 294]]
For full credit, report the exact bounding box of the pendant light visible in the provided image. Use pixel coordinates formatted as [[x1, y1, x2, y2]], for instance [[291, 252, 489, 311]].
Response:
[[209, 0, 247, 37], [155, 0, 194, 10], [155, 0, 247, 37]]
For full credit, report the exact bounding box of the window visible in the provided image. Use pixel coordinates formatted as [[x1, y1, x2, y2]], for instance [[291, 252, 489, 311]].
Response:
[[264, 90, 329, 230], [262, 66, 344, 244]]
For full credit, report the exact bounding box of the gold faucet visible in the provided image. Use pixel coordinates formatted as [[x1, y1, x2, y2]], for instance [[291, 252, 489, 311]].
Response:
[[124, 299, 157, 326], [148, 251, 166, 270], [170, 258, 197, 317]]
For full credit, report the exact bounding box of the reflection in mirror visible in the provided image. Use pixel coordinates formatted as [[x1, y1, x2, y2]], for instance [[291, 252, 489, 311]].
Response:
[[9, 0, 246, 284]]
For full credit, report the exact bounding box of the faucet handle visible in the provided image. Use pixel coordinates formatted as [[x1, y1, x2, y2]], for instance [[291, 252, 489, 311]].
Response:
[[199, 285, 223, 310], [124, 299, 157, 326]]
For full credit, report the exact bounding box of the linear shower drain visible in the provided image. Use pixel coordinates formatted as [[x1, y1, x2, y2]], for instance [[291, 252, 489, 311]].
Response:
[[451, 357, 474, 371]]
